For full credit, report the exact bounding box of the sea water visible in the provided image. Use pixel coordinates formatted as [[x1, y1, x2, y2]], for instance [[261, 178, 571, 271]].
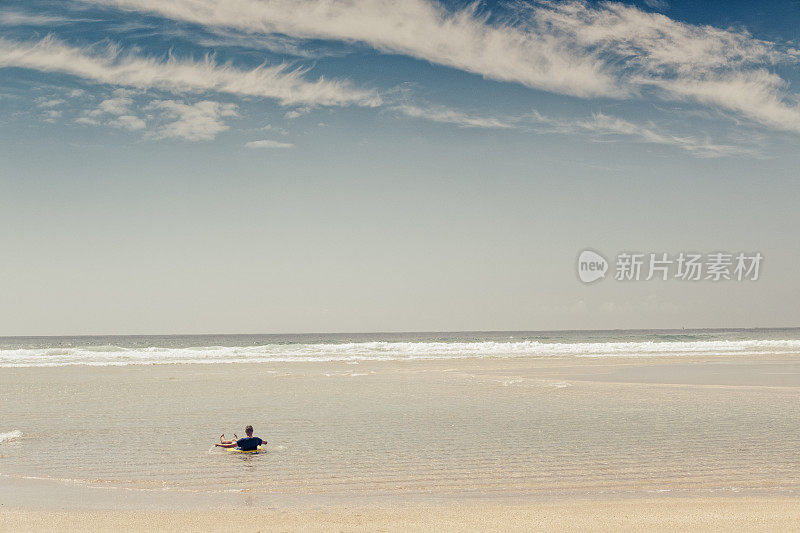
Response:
[[1, 329, 799, 506], [2, 328, 800, 367]]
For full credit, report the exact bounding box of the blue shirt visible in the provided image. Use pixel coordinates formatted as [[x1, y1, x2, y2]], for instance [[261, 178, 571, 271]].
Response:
[[235, 437, 263, 451]]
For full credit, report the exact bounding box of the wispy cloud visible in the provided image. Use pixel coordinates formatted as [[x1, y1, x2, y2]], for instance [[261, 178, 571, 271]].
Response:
[[534, 2, 800, 133], [0, 10, 69, 26], [81, 0, 622, 98], [642, 71, 800, 135], [393, 104, 516, 129], [643, 0, 669, 11], [396, 102, 751, 157], [245, 139, 294, 149], [0, 36, 381, 108], [530, 110, 757, 157], [193, 28, 337, 59], [82, 0, 800, 133]]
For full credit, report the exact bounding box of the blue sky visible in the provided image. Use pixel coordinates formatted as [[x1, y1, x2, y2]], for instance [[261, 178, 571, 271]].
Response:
[[1, 0, 800, 334]]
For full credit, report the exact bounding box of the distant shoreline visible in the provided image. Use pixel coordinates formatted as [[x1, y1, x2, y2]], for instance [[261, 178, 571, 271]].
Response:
[[3, 326, 800, 339]]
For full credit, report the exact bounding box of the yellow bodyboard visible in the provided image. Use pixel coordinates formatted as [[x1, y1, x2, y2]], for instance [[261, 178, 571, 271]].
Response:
[[226, 445, 265, 453]]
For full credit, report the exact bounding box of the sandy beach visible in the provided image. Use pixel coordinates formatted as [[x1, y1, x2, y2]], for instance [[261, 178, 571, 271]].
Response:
[[3, 497, 800, 532]]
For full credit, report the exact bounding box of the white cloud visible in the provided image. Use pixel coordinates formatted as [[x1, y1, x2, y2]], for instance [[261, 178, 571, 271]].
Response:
[[75, 116, 100, 126], [530, 110, 757, 158], [43, 109, 62, 123], [393, 104, 516, 129], [0, 36, 381, 108], [534, 2, 800, 132], [109, 114, 146, 131], [146, 100, 237, 141], [82, 0, 622, 98], [36, 97, 65, 108], [79, 90, 147, 130], [284, 106, 311, 119], [261, 124, 288, 135], [82, 0, 800, 133], [96, 96, 133, 116], [643, 71, 800, 135], [245, 139, 294, 149]]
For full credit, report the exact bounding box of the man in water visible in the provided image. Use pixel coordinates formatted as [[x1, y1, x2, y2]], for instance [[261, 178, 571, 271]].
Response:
[[215, 425, 266, 451]]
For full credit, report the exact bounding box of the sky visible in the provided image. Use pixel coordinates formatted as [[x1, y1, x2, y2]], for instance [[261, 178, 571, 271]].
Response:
[[1, 0, 800, 335]]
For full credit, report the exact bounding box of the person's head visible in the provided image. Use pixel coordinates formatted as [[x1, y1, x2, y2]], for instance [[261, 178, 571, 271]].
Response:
[[245, 425, 253, 437]]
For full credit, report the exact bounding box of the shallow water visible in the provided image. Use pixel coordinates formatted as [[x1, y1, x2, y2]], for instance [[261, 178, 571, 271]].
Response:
[[2, 353, 800, 504]]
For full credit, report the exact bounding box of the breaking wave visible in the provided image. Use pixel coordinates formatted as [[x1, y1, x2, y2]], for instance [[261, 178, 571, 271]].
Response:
[[1, 339, 800, 367]]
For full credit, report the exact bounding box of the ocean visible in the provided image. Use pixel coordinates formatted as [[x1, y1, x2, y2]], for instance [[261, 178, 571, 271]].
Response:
[[1, 328, 800, 508], [2, 328, 800, 367]]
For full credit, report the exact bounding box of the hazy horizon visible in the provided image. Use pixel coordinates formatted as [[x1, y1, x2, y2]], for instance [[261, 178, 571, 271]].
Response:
[[2, 326, 800, 340]]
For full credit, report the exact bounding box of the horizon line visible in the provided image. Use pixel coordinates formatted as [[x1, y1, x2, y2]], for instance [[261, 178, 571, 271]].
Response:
[[2, 326, 799, 339]]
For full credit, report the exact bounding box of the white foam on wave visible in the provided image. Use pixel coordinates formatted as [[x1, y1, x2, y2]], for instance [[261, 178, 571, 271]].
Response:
[[0, 430, 22, 443], [323, 371, 371, 377], [1, 339, 800, 367]]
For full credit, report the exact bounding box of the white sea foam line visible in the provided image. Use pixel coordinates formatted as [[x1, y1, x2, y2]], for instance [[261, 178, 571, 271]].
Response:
[[0, 430, 22, 443], [1, 340, 800, 367]]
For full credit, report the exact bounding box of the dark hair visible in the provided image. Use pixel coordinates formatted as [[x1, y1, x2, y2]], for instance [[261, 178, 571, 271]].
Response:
[[245, 425, 253, 434]]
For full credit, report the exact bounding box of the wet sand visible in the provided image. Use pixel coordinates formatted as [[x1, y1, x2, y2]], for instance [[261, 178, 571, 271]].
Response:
[[3, 497, 800, 532]]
